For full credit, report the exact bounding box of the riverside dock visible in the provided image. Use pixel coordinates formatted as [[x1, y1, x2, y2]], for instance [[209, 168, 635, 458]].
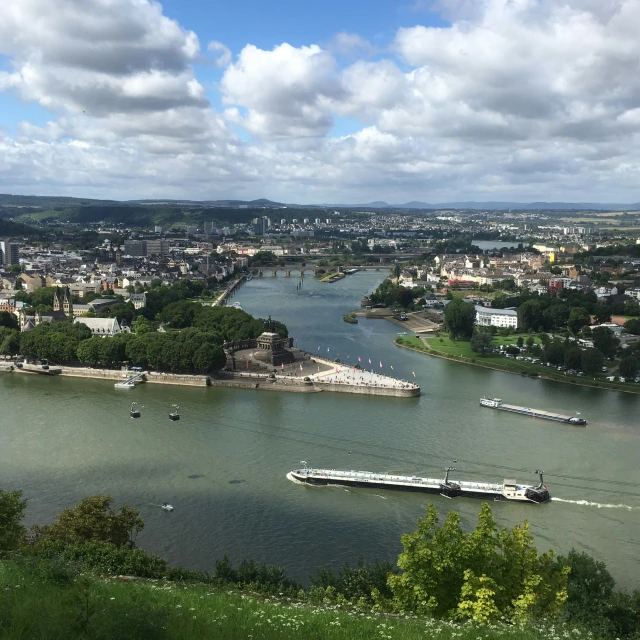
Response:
[[480, 397, 586, 425]]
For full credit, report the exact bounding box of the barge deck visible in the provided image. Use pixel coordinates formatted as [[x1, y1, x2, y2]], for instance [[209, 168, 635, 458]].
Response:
[[480, 397, 586, 425], [288, 464, 550, 503]]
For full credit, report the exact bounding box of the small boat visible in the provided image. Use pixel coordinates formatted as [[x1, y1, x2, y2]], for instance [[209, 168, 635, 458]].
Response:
[[161, 502, 174, 512], [115, 381, 135, 389], [169, 405, 180, 421], [246, 274, 253, 281], [232, 301, 243, 310], [130, 402, 142, 419]]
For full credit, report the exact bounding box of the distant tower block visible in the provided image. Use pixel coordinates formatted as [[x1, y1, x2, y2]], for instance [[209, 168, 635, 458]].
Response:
[[253, 332, 296, 366]]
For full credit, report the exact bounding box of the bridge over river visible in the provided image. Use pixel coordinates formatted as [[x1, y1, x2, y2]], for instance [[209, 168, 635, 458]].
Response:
[[252, 266, 392, 277]]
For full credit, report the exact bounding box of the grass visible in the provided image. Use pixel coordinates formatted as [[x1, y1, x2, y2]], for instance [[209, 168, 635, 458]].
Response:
[[395, 335, 640, 393], [0, 560, 591, 640]]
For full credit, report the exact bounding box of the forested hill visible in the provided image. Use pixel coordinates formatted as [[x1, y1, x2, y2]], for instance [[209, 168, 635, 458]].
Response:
[[0, 218, 45, 239]]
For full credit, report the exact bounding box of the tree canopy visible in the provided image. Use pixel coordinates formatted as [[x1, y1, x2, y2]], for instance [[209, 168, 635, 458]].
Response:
[[444, 299, 476, 340], [386, 503, 568, 622]]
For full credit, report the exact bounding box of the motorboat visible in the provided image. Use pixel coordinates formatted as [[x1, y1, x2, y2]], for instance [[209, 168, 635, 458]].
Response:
[[130, 402, 142, 419], [161, 503, 174, 512], [232, 301, 243, 310], [169, 405, 180, 421], [115, 381, 135, 389]]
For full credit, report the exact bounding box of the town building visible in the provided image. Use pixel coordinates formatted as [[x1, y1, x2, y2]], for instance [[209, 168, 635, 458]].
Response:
[[73, 317, 123, 336], [0, 241, 20, 266], [475, 305, 518, 329], [129, 292, 147, 309]]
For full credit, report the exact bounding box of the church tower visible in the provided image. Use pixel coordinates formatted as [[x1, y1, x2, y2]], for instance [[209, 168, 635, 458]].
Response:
[[62, 287, 73, 316], [53, 286, 73, 318]]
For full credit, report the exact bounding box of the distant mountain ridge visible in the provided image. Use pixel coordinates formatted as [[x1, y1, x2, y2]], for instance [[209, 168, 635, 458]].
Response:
[[323, 200, 640, 210], [2, 193, 639, 212]]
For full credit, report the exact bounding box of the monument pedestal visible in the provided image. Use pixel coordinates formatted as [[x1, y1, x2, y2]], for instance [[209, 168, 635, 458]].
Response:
[[253, 332, 296, 367]]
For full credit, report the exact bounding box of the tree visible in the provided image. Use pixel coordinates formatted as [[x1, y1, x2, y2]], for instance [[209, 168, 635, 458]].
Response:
[[132, 316, 155, 334], [192, 342, 225, 372], [0, 489, 27, 551], [77, 338, 103, 366], [594, 306, 613, 324], [559, 550, 615, 626], [624, 318, 640, 335], [387, 503, 568, 622], [568, 306, 591, 334], [525, 336, 535, 348], [36, 495, 144, 547], [619, 356, 640, 379], [516, 336, 524, 348], [0, 311, 18, 330], [592, 326, 619, 358], [444, 299, 476, 340], [470, 331, 493, 355], [517, 299, 542, 332], [564, 346, 583, 370], [581, 348, 604, 374], [0, 327, 20, 356], [545, 339, 566, 366]]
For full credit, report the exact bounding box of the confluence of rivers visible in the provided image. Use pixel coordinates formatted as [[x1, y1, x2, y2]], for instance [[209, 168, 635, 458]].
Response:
[[1, 272, 639, 587]]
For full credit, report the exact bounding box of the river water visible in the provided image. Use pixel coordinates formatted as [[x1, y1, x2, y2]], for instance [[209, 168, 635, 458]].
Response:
[[1, 271, 639, 587]]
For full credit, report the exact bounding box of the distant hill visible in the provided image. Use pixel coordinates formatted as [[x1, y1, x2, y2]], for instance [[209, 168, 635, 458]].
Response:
[[324, 200, 640, 211], [0, 218, 45, 239]]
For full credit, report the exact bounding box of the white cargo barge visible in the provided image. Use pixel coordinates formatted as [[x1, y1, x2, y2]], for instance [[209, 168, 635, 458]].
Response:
[[480, 397, 586, 425], [288, 464, 550, 503]]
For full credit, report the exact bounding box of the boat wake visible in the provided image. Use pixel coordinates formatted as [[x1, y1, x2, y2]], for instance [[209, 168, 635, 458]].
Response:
[[552, 498, 637, 510]]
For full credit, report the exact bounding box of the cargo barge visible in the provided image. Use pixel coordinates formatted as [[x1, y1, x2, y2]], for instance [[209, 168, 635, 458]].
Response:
[[480, 397, 586, 425], [288, 463, 550, 503]]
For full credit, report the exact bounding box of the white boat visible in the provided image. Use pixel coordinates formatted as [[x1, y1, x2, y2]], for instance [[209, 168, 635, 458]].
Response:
[[232, 301, 243, 310], [161, 503, 174, 512], [480, 397, 502, 408], [115, 381, 135, 389]]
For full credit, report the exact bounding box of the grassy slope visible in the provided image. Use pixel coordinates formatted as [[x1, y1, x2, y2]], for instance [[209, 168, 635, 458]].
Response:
[[0, 561, 580, 640], [396, 335, 640, 393]]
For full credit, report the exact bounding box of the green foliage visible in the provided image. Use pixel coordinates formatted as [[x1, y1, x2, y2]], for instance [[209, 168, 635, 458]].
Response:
[[624, 318, 640, 335], [387, 503, 568, 623], [581, 347, 604, 374], [564, 346, 583, 370], [0, 489, 27, 552], [20, 321, 88, 363], [545, 338, 566, 365], [444, 299, 476, 340], [248, 251, 279, 266], [31, 495, 144, 548], [470, 331, 492, 355], [0, 327, 20, 356], [619, 355, 640, 379], [369, 279, 423, 309], [309, 557, 396, 607], [0, 312, 18, 330], [568, 306, 591, 334], [517, 299, 543, 332], [591, 326, 620, 358]]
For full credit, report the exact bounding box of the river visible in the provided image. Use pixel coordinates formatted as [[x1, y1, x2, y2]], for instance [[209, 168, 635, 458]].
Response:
[[1, 271, 639, 587]]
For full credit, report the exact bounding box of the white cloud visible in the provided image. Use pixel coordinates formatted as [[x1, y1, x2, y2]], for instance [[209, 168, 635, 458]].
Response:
[[208, 41, 232, 68], [2, 0, 640, 202], [221, 43, 345, 138], [327, 32, 375, 57]]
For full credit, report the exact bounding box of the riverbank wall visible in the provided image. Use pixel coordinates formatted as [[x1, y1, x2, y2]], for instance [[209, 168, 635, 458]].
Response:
[[312, 382, 420, 398], [51, 367, 211, 387]]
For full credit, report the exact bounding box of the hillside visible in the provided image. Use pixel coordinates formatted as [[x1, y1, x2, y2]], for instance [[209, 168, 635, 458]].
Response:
[[0, 561, 577, 640]]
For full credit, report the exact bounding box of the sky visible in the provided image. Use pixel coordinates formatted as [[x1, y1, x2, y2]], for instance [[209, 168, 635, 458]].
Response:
[[1, 0, 640, 204]]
